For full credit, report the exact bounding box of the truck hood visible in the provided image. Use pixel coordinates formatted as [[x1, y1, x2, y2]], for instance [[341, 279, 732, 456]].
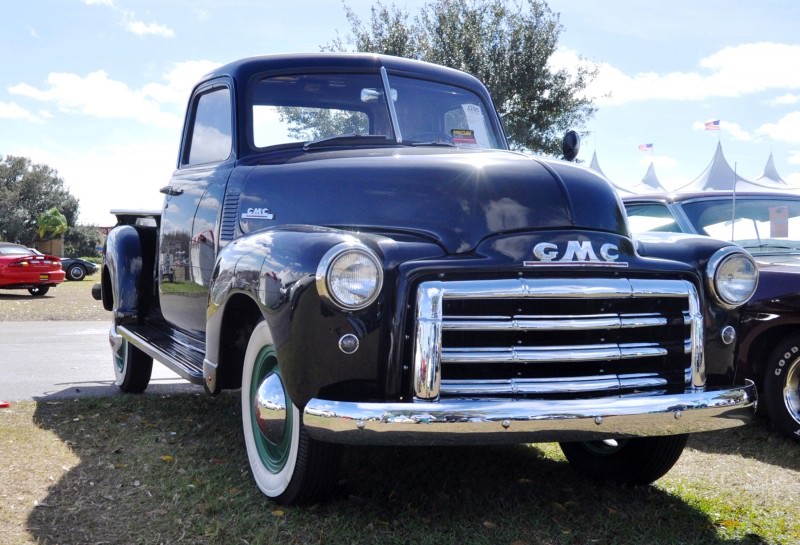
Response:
[[238, 147, 628, 253]]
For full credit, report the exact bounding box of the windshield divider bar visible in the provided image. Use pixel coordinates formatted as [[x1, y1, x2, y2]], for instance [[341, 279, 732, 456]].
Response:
[[380, 66, 402, 143]]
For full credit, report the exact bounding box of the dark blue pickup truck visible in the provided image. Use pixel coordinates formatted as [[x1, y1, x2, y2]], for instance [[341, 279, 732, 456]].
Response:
[[95, 53, 757, 504]]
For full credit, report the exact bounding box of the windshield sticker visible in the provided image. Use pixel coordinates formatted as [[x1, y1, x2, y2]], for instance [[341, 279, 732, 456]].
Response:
[[451, 129, 477, 145]]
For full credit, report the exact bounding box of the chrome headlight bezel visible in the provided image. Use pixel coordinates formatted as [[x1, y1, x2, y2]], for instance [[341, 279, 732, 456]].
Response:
[[706, 247, 758, 309], [315, 242, 384, 311]]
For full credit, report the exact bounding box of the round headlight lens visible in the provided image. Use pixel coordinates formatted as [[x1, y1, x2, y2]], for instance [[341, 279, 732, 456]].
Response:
[[317, 244, 383, 310], [707, 248, 758, 308]]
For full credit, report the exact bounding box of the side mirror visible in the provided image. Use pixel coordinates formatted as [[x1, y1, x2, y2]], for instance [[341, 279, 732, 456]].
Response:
[[562, 130, 580, 162]]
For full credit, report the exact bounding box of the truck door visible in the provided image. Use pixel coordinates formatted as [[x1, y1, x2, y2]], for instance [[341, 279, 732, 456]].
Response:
[[159, 79, 233, 336]]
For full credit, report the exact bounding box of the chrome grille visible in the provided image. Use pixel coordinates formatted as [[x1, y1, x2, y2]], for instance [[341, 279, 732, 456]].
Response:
[[413, 278, 703, 400]]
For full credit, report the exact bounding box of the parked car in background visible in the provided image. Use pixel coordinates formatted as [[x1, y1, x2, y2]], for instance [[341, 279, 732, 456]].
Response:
[[624, 191, 800, 441], [0, 242, 65, 296], [60, 257, 98, 281], [27, 248, 100, 281]]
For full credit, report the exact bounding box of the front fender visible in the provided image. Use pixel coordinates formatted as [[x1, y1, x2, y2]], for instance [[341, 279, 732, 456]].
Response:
[[206, 226, 395, 405]]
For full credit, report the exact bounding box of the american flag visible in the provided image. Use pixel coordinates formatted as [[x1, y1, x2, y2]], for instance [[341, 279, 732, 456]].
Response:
[[638, 143, 653, 151], [704, 119, 720, 131]]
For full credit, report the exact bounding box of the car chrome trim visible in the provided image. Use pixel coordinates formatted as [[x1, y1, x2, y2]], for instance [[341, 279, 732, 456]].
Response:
[[705, 246, 759, 309], [304, 381, 755, 445], [380, 66, 402, 143], [413, 278, 704, 400]]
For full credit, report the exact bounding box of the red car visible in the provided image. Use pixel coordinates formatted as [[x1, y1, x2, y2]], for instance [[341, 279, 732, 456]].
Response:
[[0, 242, 65, 296]]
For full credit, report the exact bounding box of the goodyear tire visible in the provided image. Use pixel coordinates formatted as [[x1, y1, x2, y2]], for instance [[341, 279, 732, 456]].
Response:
[[113, 336, 153, 393], [764, 337, 800, 442], [559, 434, 688, 484], [241, 321, 341, 504]]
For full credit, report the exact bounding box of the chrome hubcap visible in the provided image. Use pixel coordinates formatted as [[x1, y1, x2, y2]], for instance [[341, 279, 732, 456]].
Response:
[[254, 373, 288, 445]]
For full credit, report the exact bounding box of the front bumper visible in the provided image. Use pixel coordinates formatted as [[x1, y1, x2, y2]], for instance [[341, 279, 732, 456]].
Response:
[[303, 381, 755, 445]]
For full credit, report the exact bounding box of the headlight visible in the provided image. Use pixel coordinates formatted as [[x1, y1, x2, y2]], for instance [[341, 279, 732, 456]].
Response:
[[706, 247, 758, 308], [316, 242, 383, 310]]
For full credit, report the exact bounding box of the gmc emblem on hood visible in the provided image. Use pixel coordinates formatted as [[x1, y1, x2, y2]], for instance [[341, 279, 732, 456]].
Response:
[[524, 240, 628, 267]]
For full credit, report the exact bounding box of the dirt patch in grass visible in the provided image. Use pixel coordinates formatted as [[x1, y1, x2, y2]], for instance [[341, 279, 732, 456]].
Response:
[[0, 276, 109, 321]]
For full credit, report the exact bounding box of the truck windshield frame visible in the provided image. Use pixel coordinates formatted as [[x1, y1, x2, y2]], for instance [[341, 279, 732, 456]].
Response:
[[249, 71, 503, 150]]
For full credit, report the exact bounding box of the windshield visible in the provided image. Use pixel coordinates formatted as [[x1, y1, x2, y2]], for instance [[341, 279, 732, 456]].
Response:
[[250, 72, 502, 150], [682, 197, 800, 254]]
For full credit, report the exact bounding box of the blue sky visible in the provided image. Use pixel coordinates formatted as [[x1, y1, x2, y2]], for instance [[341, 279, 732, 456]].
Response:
[[3, 0, 800, 225]]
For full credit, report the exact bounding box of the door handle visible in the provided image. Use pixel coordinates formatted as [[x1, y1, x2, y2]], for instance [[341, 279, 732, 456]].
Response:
[[160, 186, 184, 196]]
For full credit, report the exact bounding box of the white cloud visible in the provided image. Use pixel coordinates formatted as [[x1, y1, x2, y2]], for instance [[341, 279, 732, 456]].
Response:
[[756, 112, 800, 144], [17, 141, 176, 226], [558, 42, 800, 106], [9, 70, 183, 129], [126, 20, 175, 38], [769, 93, 800, 106], [142, 60, 219, 106], [83, 0, 174, 39], [0, 101, 43, 123]]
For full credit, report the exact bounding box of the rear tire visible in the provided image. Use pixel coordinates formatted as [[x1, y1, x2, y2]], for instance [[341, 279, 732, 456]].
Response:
[[67, 264, 86, 281], [28, 286, 49, 296], [559, 434, 688, 484], [241, 321, 341, 504], [764, 337, 800, 442], [113, 337, 153, 393]]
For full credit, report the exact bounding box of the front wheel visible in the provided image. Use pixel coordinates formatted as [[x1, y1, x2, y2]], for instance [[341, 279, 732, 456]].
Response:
[[112, 335, 153, 393], [559, 434, 689, 484], [241, 321, 341, 504], [764, 338, 800, 441]]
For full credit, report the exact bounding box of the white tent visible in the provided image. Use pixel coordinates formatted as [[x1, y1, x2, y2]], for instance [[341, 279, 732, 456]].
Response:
[[677, 142, 791, 193], [636, 162, 668, 193], [588, 151, 636, 195], [755, 152, 788, 186]]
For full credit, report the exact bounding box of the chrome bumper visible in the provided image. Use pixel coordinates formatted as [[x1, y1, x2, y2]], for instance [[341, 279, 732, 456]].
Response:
[[303, 382, 755, 445]]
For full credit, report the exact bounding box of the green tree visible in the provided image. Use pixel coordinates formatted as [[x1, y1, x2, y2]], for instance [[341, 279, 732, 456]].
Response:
[[64, 224, 102, 258], [329, 0, 597, 154], [0, 155, 79, 246]]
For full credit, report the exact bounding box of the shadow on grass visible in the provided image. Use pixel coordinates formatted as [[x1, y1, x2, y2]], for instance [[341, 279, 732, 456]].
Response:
[[687, 419, 800, 473], [28, 393, 769, 545]]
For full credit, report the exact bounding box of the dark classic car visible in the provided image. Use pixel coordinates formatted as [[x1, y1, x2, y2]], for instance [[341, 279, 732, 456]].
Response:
[[0, 242, 65, 296], [95, 53, 759, 504], [625, 191, 800, 441], [61, 257, 98, 281]]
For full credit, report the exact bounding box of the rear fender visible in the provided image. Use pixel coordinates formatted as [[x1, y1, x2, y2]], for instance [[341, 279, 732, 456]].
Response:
[[103, 225, 157, 323]]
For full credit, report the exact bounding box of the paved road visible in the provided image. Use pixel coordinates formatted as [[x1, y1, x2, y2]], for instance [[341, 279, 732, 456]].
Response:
[[0, 321, 203, 402]]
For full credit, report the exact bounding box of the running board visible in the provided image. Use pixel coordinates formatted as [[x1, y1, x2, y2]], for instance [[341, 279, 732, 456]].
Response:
[[118, 324, 205, 385]]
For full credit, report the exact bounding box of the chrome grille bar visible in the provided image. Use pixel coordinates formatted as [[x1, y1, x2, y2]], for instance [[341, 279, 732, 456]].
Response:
[[440, 373, 669, 396], [442, 343, 668, 364], [442, 313, 668, 331], [413, 277, 704, 401]]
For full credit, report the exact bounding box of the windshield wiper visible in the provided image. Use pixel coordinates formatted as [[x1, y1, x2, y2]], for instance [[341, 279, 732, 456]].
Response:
[[303, 134, 395, 150]]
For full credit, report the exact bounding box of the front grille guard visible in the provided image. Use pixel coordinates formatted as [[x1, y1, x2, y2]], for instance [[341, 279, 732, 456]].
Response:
[[412, 277, 704, 401]]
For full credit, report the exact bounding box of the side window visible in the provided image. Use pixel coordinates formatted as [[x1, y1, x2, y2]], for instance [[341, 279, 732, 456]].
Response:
[[625, 203, 681, 233], [185, 86, 232, 166]]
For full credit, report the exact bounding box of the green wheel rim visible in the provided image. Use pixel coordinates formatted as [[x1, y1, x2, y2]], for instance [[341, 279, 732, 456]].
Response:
[[250, 346, 294, 472], [115, 341, 126, 374]]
